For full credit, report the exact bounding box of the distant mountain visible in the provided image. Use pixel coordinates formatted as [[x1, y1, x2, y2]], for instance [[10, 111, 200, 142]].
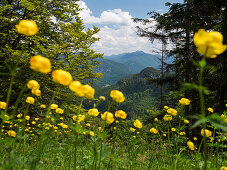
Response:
[[104, 51, 162, 72], [94, 59, 136, 87]]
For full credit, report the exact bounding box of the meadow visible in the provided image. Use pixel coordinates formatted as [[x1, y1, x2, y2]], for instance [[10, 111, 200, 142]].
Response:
[[0, 20, 227, 170]]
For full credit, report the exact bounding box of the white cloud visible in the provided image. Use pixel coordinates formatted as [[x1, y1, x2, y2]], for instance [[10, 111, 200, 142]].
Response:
[[77, 0, 163, 56]]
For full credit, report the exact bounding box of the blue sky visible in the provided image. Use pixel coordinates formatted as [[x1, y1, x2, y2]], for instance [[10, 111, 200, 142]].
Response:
[[78, 0, 183, 56]]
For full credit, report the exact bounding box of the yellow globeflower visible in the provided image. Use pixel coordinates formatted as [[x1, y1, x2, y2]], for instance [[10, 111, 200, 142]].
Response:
[[150, 128, 158, 134], [115, 110, 127, 119], [82, 85, 95, 99], [184, 120, 189, 124], [179, 98, 190, 105], [88, 108, 99, 117], [208, 108, 214, 113], [77, 114, 85, 123], [99, 96, 106, 101], [179, 132, 185, 136], [32, 121, 36, 125], [40, 104, 46, 108], [167, 108, 177, 116], [16, 20, 39, 36], [69, 81, 84, 97], [110, 90, 125, 103], [134, 119, 142, 129], [163, 114, 172, 121], [26, 97, 35, 104], [98, 127, 102, 132], [27, 80, 40, 90], [193, 137, 197, 141], [101, 112, 114, 124], [220, 166, 227, 170], [163, 134, 167, 137], [56, 108, 64, 114], [130, 127, 136, 132], [31, 89, 41, 96], [30, 55, 51, 74], [164, 106, 169, 109], [86, 123, 91, 127], [193, 29, 227, 58], [171, 128, 176, 132], [25, 116, 30, 120], [201, 129, 212, 137], [50, 104, 58, 110], [0, 101, 7, 109], [187, 141, 195, 150], [154, 118, 158, 122], [7, 130, 17, 137], [52, 70, 72, 86], [90, 131, 95, 136]]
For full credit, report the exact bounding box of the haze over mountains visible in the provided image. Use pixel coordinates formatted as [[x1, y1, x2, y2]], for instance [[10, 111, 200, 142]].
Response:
[[94, 51, 166, 86]]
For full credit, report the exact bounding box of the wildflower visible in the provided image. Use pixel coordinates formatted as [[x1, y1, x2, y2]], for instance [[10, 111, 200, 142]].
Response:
[[115, 121, 119, 123], [187, 141, 195, 150], [164, 106, 169, 109], [60, 117, 63, 120], [31, 89, 41, 96], [52, 70, 72, 86], [137, 132, 140, 134], [50, 104, 58, 110], [86, 123, 90, 127], [69, 81, 84, 97], [179, 98, 190, 105], [220, 166, 227, 170], [184, 119, 189, 124], [134, 119, 142, 128], [193, 29, 227, 58], [88, 108, 99, 117], [56, 108, 64, 114], [46, 115, 50, 119], [193, 137, 197, 141], [163, 114, 172, 121], [72, 115, 77, 121], [16, 20, 39, 36], [101, 112, 114, 124], [90, 131, 95, 136], [150, 128, 158, 134], [163, 134, 167, 137], [30, 55, 51, 74], [133, 136, 136, 138], [4, 114, 9, 120], [201, 129, 212, 137], [154, 118, 158, 122], [27, 80, 40, 90], [40, 104, 46, 108], [171, 128, 176, 132], [26, 97, 35, 104], [110, 90, 125, 103], [180, 132, 185, 136], [0, 101, 7, 109], [7, 130, 17, 137], [82, 132, 86, 135], [130, 127, 136, 132], [77, 114, 85, 123], [114, 127, 117, 130], [208, 108, 214, 113], [167, 108, 177, 116], [25, 116, 30, 120], [32, 121, 36, 125], [99, 96, 106, 101], [98, 127, 102, 131], [35, 118, 39, 121], [115, 110, 127, 119], [82, 85, 95, 99]]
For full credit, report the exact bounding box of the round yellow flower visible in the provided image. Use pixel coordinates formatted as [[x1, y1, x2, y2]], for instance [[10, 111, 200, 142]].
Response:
[[56, 108, 64, 114], [115, 120, 119, 123], [50, 104, 58, 110], [184, 119, 189, 124], [32, 121, 36, 125], [193, 137, 197, 141], [208, 108, 214, 113], [69, 81, 84, 97], [187, 141, 195, 150], [90, 131, 95, 136], [110, 90, 125, 103], [134, 119, 142, 128], [167, 108, 177, 116], [115, 110, 127, 119], [163, 134, 167, 137], [30, 55, 51, 74], [86, 123, 91, 127], [27, 80, 40, 90], [130, 127, 136, 132], [72, 115, 77, 121], [220, 166, 227, 170], [171, 128, 176, 132], [99, 96, 106, 101], [154, 118, 158, 122], [7, 130, 17, 137], [40, 104, 46, 108], [163, 114, 172, 121], [16, 20, 39, 36], [0, 101, 7, 109], [101, 112, 114, 124], [88, 108, 99, 117], [150, 128, 158, 134], [98, 127, 102, 131], [193, 29, 227, 58], [26, 97, 35, 104], [82, 85, 95, 99], [25, 116, 30, 120], [52, 70, 72, 86], [31, 89, 41, 96], [179, 132, 185, 136], [77, 114, 85, 123], [113, 127, 117, 130], [179, 98, 190, 105], [201, 129, 212, 137], [164, 106, 169, 109]]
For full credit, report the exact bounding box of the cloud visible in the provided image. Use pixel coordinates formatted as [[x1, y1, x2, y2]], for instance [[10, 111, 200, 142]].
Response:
[[77, 1, 162, 56]]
